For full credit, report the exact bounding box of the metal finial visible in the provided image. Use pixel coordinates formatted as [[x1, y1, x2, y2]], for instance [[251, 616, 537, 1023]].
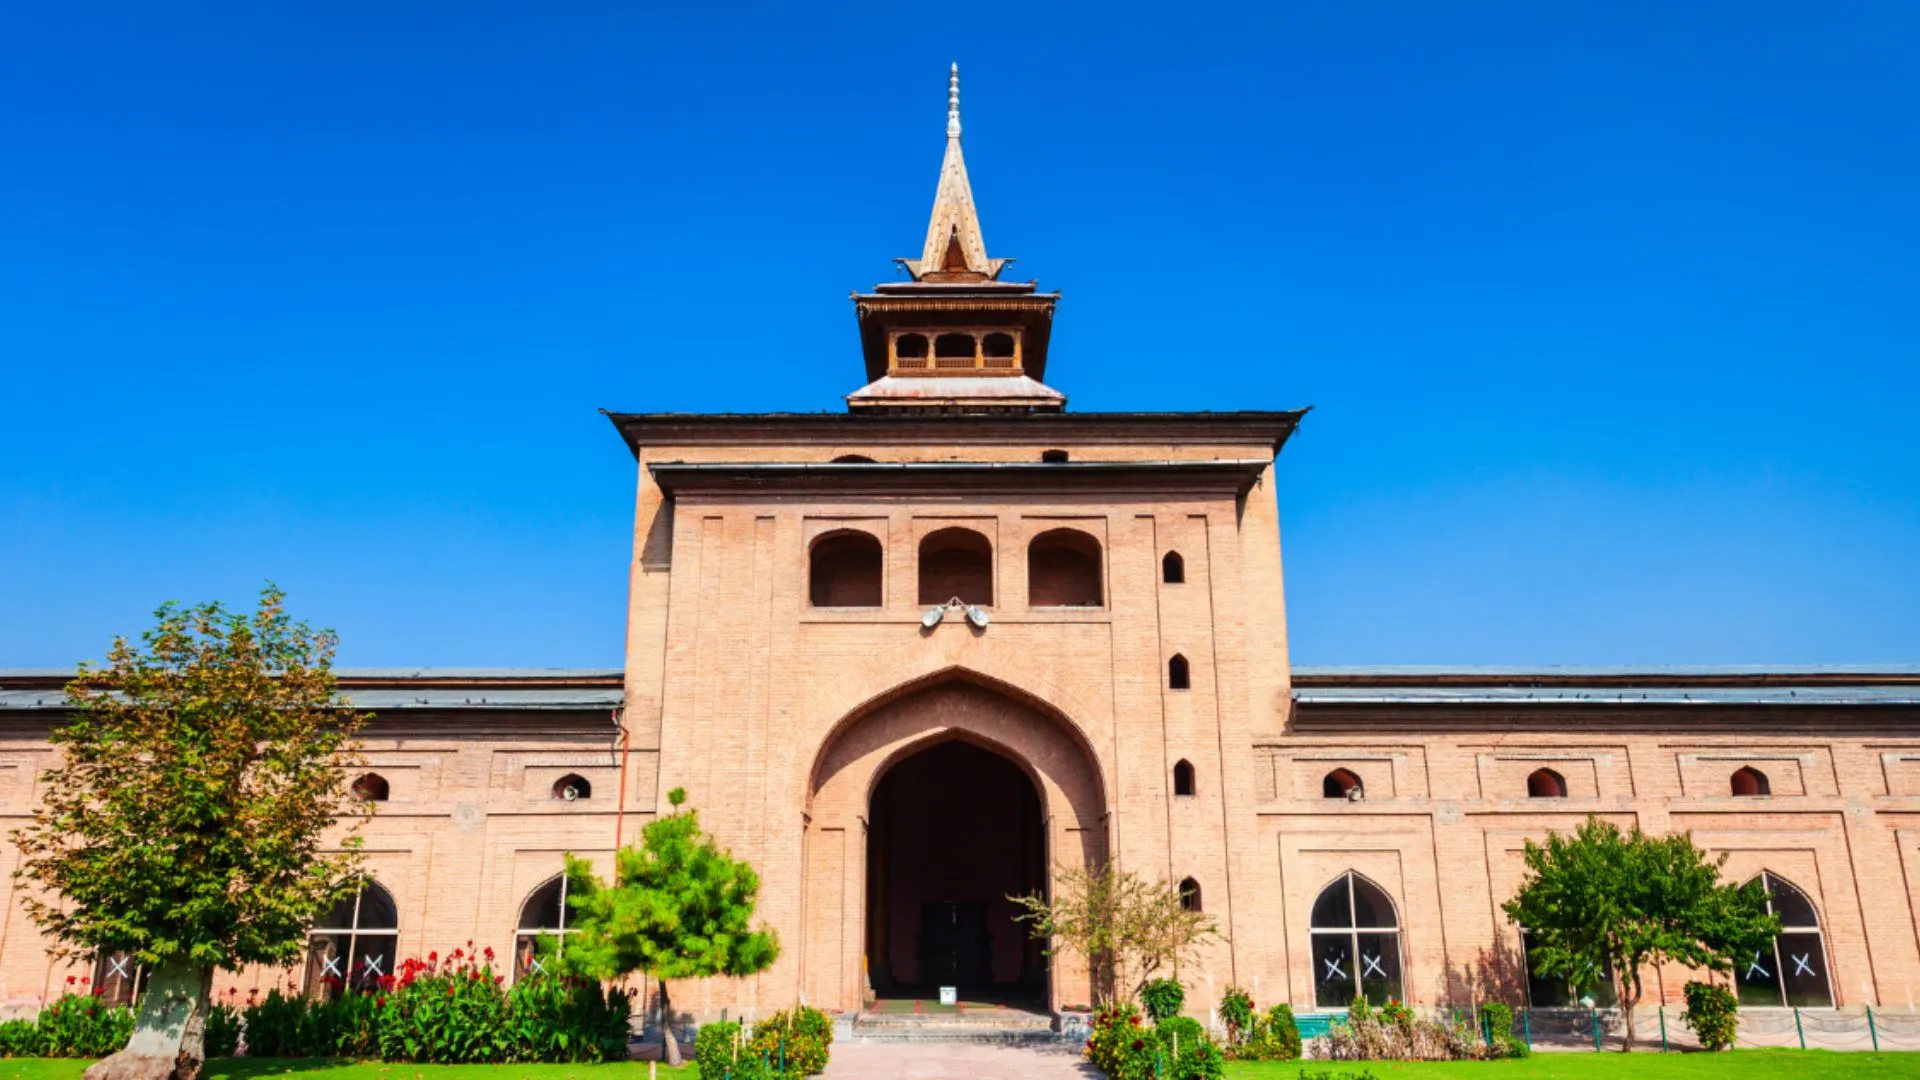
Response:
[[947, 63, 961, 138]]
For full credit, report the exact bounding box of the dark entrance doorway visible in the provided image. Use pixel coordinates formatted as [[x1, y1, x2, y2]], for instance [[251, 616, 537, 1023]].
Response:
[[866, 740, 1046, 1005]]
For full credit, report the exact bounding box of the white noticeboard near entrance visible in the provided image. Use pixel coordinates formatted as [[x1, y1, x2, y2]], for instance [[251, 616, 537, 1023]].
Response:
[[939, 986, 958, 1006]]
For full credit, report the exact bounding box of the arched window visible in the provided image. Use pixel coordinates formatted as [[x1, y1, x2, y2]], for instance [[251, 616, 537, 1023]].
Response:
[[90, 952, 146, 1008], [1162, 551, 1185, 584], [895, 333, 929, 362], [918, 527, 993, 606], [1179, 877, 1203, 913], [1323, 768, 1364, 800], [1173, 759, 1196, 797], [1310, 873, 1403, 1008], [1520, 929, 1616, 1008], [1168, 654, 1191, 691], [810, 530, 883, 607], [934, 333, 976, 367], [1732, 767, 1771, 797], [305, 881, 398, 999], [982, 332, 1017, 366], [1028, 528, 1103, 607], [552, 774, 591, 801], [1737, 872, 1832, 1007], [351, 773, 390, 802], [1040, 448, 1070, 463], [831, 454, 877, 464], [515, 874, 578, 979], [1526, 768, 1567, 799]]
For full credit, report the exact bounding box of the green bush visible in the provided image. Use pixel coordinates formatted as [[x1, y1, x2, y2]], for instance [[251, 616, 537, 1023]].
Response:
[[1682, 980, 1738, 1051], [1478, 1002, 1526, 1059], [204, 1001, 242, 1058], [34, 992, 133, 1057], [695, 1020, 763, 1080], [1155, 1016, 1223, 1080], [1236, 1003, 1301, 1062], [1217, 985, 1255, 1044], [1141, 978, 1186, 1022], [746, 1006, 833, 1076], [0, 1018, 42, 1057], [505, 974, 632, 1063]]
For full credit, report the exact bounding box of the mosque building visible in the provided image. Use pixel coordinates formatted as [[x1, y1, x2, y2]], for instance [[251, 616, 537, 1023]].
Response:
[[3, 68, 1919, 1029]]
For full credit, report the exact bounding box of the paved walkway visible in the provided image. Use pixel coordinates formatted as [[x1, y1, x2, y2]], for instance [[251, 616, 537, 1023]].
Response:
[[822, 1042, 1098, 1079]]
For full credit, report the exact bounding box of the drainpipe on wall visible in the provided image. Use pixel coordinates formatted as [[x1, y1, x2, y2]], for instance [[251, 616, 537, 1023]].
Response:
[[613, 707, 631, 850]]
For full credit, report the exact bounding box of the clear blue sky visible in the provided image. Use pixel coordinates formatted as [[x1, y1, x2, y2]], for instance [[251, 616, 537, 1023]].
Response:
[[2, 3, 1915, 668]]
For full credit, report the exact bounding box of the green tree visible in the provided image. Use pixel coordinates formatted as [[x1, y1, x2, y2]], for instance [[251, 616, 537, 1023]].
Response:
[[560, 787, 778, 1067], [1501, 816, 1777, 1051], [10, 587, 369, 1080], [1011, 862, 1216, 1006]]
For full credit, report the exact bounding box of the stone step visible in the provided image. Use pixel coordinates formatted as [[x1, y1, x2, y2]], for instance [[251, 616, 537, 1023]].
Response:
[[846, 1028, 1076, 1046]]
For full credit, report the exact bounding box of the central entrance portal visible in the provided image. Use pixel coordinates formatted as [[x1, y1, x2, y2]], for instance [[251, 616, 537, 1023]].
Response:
[[865, 740, 1047, 1006]]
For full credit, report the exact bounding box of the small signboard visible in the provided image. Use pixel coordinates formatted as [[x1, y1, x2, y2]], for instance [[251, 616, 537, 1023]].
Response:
[[938, 986, 958, 1006]]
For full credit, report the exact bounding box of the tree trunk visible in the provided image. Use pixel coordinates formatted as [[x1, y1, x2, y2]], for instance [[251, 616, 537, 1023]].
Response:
[[657, 978, 682, 1067], [1620, 971, 1640, 1052], [84, 960, 210, 1080]]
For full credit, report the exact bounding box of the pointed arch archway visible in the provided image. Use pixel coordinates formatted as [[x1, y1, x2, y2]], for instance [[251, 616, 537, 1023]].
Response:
[[802, 672, 1109, 1014]]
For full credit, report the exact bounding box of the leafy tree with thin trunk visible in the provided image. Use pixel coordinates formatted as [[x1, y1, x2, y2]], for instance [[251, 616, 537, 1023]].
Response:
[[10, 588, 369, 1080], [559, 787, 778, 1068], [1501, 816, 1777, 1051], [1011, 862, 1216, 1006]]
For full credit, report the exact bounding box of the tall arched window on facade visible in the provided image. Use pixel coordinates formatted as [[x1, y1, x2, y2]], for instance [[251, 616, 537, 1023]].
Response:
[[1731, 767, 1771, 797], [90, 952, 146, 1007], [1179, 878, 1203, 913], [1310, 872, 1403, 1008], [1162, 551, 1185, 584], [1173, 759, 1196, 797], [515, 875, 578, 979], [1526, 768, 1567, 798], [305, 881, 399, 999], [810, 530, 883, 607], [1168, 654, 1191, 691], [1028, 528, 1103, 607], [1736, 872, 1832, 1007], [918, 527, 993, 606]]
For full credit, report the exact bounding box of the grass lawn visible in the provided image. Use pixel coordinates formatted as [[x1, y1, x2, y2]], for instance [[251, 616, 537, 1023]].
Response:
[[0, 1063, 697, 1080], [1224, 1049, 1920, 1078]]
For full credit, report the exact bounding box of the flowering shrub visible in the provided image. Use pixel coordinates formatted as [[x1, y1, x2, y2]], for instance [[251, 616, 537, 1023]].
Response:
[[1153, 1016, 1223, 1080], [29, 989, 133, 1057], [1234, 1003, 1301, 1062], [1322, 997, 1481, 1061], [1216, 986, 1254, 1044], [745, 1006, 833, 1076], [1086, 1002, 1155, 1079]]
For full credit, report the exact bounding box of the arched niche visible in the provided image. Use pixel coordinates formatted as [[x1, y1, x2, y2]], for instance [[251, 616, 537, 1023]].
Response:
[[803, 676, 1108, 1013]]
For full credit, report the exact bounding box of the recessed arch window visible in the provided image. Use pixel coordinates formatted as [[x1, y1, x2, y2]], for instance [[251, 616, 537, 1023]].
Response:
[[515, 874, 578, 979], [1028, 528, 1103, 607], [1322, 768, 1364, 800], [1040, 448, 1070, 463], [1179, 877, 1203, 913], [90, 952, 147, 1008], [552, 774, 591, 801], [305, 881, 398, 999], [1526, 768, 1567, 799], [1310, 872, 1403, 1008], [1737, 872, 1832, 1007], [933, 333, 976, 367], [831, 454, 877, 464], [918, 527, 993, 606], [981, 332, 1016, 363], [351, 773, 390, 802], [1731, 767, 1771, 797], [894, 333, 929, 361], [1173, 759, 1196, 797], [810, 530, 883, 607], [1162, 551, 1185, 584], [1167, 654, 1191, 691]]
